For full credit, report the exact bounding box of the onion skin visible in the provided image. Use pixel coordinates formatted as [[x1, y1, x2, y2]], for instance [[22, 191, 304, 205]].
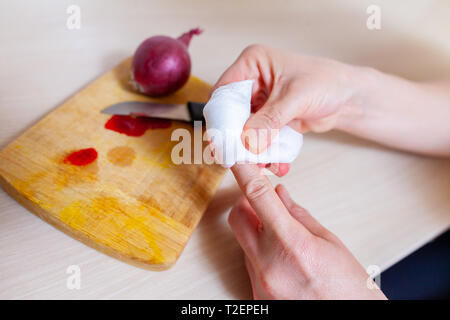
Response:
[[130, 28, 202, 97]]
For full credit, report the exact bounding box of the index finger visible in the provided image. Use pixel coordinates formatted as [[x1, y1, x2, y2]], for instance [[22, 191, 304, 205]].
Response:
[[231, 163, 309, 236], [210, 45, 268, 96]]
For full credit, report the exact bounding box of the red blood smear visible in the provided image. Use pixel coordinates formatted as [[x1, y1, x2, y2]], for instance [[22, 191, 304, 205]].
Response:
[[105, 115, 171, 137], [64, 148, 98, 166]]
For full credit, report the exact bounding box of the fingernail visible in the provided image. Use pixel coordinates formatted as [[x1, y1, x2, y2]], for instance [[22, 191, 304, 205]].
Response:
[[269, 163, 289, 177], [277, 163, 290, 177], [242, 127, 270, 154]]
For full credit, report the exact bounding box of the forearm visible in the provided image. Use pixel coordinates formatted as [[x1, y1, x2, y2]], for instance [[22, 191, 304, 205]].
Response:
[[338, 67, 450, 157]]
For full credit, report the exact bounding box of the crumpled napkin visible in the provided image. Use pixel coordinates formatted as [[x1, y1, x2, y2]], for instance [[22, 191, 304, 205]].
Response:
[[203, 80, 303, 167]]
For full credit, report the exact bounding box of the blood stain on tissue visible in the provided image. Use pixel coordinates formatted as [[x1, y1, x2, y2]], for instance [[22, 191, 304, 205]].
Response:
[[64, 148, 98, 166], [105, 115, 171, 137]]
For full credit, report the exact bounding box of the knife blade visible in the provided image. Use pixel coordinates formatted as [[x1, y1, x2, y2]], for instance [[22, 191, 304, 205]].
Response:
[[101, 101, 206, 123]]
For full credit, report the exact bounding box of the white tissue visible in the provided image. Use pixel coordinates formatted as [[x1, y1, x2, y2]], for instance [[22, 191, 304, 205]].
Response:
[[203, 80, 303, 167]]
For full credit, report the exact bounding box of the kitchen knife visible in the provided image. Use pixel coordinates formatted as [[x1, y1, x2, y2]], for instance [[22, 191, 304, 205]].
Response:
[[101, 101, 206, 123]]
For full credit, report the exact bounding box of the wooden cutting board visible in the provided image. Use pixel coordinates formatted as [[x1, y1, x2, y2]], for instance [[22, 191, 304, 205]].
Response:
[[0, 58, 226, 270]]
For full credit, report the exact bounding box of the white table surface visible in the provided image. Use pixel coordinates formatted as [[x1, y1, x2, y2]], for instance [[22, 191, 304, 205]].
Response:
[[0, 0, 449, 299]]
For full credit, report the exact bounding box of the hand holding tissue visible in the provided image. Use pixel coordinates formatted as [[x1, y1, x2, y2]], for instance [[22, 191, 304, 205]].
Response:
[[203, 80, 303, 167]]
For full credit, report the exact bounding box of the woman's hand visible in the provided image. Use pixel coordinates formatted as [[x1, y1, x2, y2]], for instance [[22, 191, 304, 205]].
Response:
[[213, 44, 362, 177], [229, 164, 387, 300], [214, 44, 450, 164], [214, 44, 362, 176]]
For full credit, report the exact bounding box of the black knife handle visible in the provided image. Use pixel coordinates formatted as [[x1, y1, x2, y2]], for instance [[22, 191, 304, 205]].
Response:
[[187, 101, 206, 123]]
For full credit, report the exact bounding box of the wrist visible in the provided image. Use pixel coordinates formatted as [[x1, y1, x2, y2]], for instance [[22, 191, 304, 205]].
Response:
[[335, 64, 382, 132]]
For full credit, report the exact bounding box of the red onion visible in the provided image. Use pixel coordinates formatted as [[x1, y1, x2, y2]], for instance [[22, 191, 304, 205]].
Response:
[[130, 28, 202, 97]]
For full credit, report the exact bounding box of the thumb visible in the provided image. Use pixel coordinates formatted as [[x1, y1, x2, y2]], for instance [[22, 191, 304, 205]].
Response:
[[231, 163, 310, 238], [242, 87, 300, 154]]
